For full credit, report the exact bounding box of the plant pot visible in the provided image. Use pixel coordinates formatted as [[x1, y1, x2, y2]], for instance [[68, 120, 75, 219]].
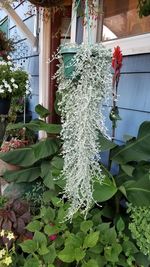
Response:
[[28, 0, 64, 7], [0, 98, 11, 115], [61, 47, 78, 79]]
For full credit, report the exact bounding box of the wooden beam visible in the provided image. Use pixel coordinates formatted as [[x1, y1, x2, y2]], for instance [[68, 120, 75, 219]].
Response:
[[104, 0, 138, 18], [3, 4, 36, 46]]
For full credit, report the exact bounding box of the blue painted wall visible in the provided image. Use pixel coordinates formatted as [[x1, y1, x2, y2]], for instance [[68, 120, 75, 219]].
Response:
[[0, 2, 39, 120], [104, 54, 150, 143]]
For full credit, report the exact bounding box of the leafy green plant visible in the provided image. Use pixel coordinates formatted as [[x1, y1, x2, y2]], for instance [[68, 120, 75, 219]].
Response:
[[128, 204, 150, 257], [0, 60, 30, 100], [138, 0, 150, 17]]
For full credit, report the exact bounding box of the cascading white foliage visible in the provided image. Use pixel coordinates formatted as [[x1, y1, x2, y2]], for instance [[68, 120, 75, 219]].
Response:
[[56, 43, 112, 220]]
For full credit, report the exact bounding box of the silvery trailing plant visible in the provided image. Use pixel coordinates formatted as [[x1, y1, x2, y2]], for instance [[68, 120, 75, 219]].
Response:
[[56, 43, 112, 219]]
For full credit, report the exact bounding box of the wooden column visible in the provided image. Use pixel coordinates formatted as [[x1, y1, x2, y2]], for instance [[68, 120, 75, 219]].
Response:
[[49, 11, 61, 124]]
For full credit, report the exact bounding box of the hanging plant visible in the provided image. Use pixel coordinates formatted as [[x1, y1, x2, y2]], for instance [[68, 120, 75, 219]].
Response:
[[138, 0, 150, 17], [28, 0, 64, 7], [56, 43, 112, 220]]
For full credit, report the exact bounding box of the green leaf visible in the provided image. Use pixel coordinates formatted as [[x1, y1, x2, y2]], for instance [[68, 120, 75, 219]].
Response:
[[43, 170, 55, 190], [43, 244, 56, 264], [3, 167, 41, 183], [58, 246, 75, 263], [20, 240, 38, 253], [26, 220, 42, 232], [44, 224, 58, 236], [112, 121, 150, 164], [7, 119, 61, 134], [83, 231, 99, 248], [65, 233, 82, 248], [123, 177, 150, 206], [80, 220, 93, 233], [82, 259, 99, 267], [35, 104, 50, 118], [48, 265, 55, 267], [38, 243, 49, 255], [0, 139, 59, 167], [104, 244, 122, 263], [51, 156, 64, 170], [33, 231, 47, 245], [99, 133, 117, 151], [116, 217, 125, 232], [24, 257, 39, 267], [121, 164, 134, 177], [93, 176, 117, 202], [74, 247, 85, 262]]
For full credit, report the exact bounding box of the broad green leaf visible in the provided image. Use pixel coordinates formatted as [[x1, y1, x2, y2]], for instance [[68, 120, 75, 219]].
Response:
[[26, 220, 42, 232], [38, 243, 49, 255], [121, 164, 134, 177], [80, 220, 93, 233], [7, 119, 61, 134], [104, 244, 122, 263], [43, 245, 56, 264], [65, 233, 82, 248], [58, 246, 75, 263], [35, 104, 50, 118], [99, 133, 117, 151], [3, 167, 41, 183], [74, 247, 85, 261], [82, 259, 99, 267], [51, 156, 64, 170], [20, 240, 38, 253], [93, 176, 117, 202], [83, 231, 99, 248], [0, 139, 59, 167], [44, 224, 58, 236], [123, 177, 150, 206], [112, 121, 150, 164], [43, 170, 55, 190], [24, 257, 39, 267], [33, 231, 47, 245]]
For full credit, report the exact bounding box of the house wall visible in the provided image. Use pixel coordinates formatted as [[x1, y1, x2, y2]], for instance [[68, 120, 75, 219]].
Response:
[[104, 53, 150, 143], [0, 2, 39, 119]]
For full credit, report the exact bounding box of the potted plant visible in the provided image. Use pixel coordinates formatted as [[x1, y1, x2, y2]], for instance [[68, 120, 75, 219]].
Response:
[[0, 31, 14, 61], [28, 0, 64, 7], [0, 59, 31, 115]]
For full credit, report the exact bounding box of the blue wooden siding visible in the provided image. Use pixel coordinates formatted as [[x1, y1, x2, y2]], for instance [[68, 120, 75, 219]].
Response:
[[0, 2, 39, 120], [105, 54, 150, 143]]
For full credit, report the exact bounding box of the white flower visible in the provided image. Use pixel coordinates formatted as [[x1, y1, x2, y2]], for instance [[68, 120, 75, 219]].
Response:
[[7, 61, 12, 66], [10, 78, 15, 83], [2, 256, 12, 266], [7, 232, 14, 240], [0, 88, 4, 93], [0, 249, 6, 259], [12, 83, 18, 89], [0, 229, 5, 237]]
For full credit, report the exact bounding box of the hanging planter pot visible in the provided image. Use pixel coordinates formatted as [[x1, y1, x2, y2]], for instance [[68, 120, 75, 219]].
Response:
[[61, 46, 78, 79], [0, 98, 11, 115], [28, 0, 64, 7]]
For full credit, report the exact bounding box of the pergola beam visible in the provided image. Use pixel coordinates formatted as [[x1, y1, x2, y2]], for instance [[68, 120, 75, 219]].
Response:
[[3, 4, 36, 46]]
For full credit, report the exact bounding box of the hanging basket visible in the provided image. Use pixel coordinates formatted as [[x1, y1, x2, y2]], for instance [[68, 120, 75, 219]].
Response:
[[61, 47, 78, 79], [28, 0, 64, 7], [0, 98, 11, 115]]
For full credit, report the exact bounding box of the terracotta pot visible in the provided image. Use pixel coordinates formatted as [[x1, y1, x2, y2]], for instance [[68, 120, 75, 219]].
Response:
[[28, 0, 64, 7]]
